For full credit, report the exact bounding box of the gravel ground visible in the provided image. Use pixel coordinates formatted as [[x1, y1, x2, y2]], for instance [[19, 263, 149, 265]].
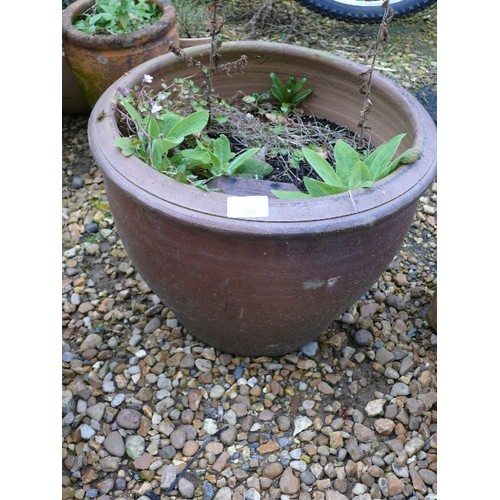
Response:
[[62, 3, 437, 499]]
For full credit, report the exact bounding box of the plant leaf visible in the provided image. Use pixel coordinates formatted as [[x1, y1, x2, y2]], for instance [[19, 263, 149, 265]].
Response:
[[364, 133, 406, 181], [271, 189, 311, 199], [227, 147, 261, 174], [157, 110, 183, 136], [304, 177, 349, 197], [147, 115, 160, 139], [212, 135, 233, 172], [150, 139, 164, 171], [333, 140, 362, 185], [233, 158, 273, 179], [346, 161, 374, 190], [168, 110, 209, 142], [114, 137, 136, 156], [302, 148, 344, 187], [118, 97, 146, 128]]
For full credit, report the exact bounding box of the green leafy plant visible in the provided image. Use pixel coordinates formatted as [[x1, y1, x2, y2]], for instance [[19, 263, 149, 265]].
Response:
[[272, 134, 420, 199], [115, 97, 210, 173], [176, 135, 272, 180], [269, 72, 313, 115], [73, 0, 162, 35], [114, 80, 272, 187]]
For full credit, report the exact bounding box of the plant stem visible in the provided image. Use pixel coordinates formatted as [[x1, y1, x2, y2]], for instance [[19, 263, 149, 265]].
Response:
[[356, 0, 393, 149]]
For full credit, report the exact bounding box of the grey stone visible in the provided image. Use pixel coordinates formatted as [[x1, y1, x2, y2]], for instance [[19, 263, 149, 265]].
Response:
[[161, 464, 177, 489], [375, 347, 395, 365], [178, 477, 195, 498], [300, 470, 316, 486], [353, 329, 373, 346], [300, 341, 319, 357], [143, 316, 161, 334], [391, 382, 410, 396], [125, 435, 145, 459], [79, 424, 95, 440], [104, 431, 125, 457], [116, 408, 142, 429]]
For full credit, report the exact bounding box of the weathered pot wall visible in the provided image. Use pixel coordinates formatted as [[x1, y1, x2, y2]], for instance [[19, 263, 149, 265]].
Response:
[[62, 0, 179, 107], [89, 42, 437, 356]]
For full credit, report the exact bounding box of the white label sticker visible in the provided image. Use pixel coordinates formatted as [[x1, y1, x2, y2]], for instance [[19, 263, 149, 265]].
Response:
[[227, 196, 269, 219]]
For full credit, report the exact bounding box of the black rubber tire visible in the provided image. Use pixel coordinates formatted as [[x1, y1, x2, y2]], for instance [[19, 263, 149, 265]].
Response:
[[297, 0, 436, 23]]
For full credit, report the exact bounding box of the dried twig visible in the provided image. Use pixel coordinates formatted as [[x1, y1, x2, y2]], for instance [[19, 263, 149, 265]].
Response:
[[356, 0, 394, 148]]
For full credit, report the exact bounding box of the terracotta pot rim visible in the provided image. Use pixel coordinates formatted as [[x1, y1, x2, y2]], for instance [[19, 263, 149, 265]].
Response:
[[89, 41, 437, 234], [62, 0, 174, 48]]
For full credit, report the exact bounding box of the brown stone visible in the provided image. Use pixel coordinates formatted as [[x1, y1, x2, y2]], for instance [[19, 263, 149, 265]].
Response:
[[258, 441, 280, 454], [410, 467, 427, 494], [374, 418, 396, 435], [262, 462, 283, 479], [212, 451, 229, 472], [133, 453, 154, 470], [279, 467, 300, 495], [387, 476, 404, 496], [188, 389, 203, 411], [317, 381, 334, 395], [353, 423, 375, 443], [183, 440, 200, 457]]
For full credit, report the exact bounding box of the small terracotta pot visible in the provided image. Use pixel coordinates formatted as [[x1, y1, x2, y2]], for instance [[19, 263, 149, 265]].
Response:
[[62, 0, 179, 107], [88, 42, 437, 356]]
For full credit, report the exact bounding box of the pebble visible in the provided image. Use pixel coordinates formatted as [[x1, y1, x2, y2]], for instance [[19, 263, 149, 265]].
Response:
[[391, 382, 411, 396], [159, 464, 177, 489], [79, 424, 96, 440], [279, 467, 300, 495], [103, 431, 125, 457], [125, 435, 145, 459], [72, 177, 84, 188], [116, 408, 142, 429], [300, 341, 319, 357], [178, 477, 195, 498], [365, 399, 386, 417], [352, 329, 373, 346]]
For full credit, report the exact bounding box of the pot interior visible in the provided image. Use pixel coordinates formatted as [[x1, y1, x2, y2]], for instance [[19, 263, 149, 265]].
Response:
[[130, 42, 417, 151]]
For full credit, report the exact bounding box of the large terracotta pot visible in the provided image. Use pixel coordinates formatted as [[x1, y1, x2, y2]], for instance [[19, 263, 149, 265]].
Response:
[[62, 0, 179, 107], [88, 42, 437, 356]]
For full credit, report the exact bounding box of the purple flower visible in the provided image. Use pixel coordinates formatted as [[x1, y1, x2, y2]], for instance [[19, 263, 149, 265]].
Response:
[[151, 103, 163, 114], [142, 74, 153, 84]]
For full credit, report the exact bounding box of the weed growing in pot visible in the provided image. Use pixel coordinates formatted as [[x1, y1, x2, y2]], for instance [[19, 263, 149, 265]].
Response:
[[74, 0, 162, 35]]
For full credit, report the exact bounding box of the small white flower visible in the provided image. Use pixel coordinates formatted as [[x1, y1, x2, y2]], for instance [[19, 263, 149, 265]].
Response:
[[142, 74, 153, 83], [151, 103, 163, 114]]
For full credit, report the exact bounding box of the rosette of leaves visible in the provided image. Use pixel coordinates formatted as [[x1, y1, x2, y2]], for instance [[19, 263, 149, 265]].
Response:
[[272, 134, 421, 198]]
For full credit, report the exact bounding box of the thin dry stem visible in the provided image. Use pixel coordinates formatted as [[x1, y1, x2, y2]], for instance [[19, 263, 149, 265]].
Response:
[[356, 0, 394, 148]]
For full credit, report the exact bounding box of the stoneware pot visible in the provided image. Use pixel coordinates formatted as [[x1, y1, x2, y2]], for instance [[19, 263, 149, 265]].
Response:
[[62, 0, 179, 107], [88, 41, 437, 356], [179, 36, 212, 48]]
